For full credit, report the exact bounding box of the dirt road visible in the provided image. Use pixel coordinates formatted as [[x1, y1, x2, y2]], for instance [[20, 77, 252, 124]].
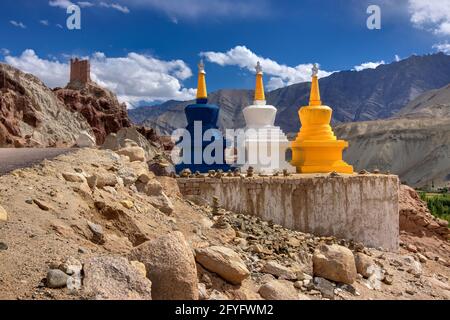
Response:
[[0, 148, 75, 175]]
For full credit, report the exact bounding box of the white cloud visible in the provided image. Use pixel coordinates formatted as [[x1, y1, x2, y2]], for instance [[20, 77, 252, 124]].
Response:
[[433, 42, 450, 54], [408, 0, 450, 35], [10, 20, 26, 29], [77, 1, 94, 7], [123, 0, 269, 20], [353, 60, 385, 71], [395, 54, 401, 62], [4, 49, 196, 106], [0, 48, 11, 56], [201, 45, 332, 91], [99, 2, 130, 13], [49, 0, 130, 13], [5, 50, 68, 88], [49, 0, 74, 8], [40, 20, 50, 26]]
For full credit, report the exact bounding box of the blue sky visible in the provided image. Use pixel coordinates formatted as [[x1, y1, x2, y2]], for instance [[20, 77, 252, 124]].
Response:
[[1, 0, 450, 106]]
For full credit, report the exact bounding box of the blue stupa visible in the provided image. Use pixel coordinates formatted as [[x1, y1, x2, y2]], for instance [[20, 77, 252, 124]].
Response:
[[175, 60, 231, 174]]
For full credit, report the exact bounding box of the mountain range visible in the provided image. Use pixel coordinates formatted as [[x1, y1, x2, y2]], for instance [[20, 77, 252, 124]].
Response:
[[335, 83, 450, 188], [129, 53, 450, 136]]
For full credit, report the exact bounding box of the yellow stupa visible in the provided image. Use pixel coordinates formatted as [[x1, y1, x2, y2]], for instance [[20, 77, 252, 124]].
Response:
[[291, 64, 353, 173]]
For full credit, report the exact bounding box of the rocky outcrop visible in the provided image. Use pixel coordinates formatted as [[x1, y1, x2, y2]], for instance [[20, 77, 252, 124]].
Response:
[[54, 81, 131, 145], [0, 63, 93, 147], [195, 246, 250, 285], [399, 185, 449, 239]]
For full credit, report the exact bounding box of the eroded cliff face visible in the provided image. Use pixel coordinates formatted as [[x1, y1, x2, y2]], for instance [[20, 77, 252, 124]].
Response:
[[399, 185, 449, 240], [54, 82, 131, 145], [0, 63, 93, 147]]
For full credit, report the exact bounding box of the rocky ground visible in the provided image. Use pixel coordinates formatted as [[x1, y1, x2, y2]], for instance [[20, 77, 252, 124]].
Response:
[[0, 145, 449, 300]]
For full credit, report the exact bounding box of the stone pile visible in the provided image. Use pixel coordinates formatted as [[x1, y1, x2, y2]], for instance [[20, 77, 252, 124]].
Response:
[[198, 209, 436, 300]]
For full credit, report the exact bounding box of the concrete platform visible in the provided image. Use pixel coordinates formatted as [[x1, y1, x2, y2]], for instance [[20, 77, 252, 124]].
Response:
[[178, 174, 399, 250]]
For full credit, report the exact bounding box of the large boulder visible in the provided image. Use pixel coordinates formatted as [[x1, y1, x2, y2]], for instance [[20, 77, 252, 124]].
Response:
[[82, 256, 152, 300], [261, 260, 297, 280], [46, 269, 69, 289], [117, 146, 146, 162], [102, 127, 158, 160], [148, 154, 175, 176], [93, 172, 119, 188], [134, 179, 174, 214], [354, 252, 379, 278], [129, 232, 198, 300], [313, 244, 357, 284], [62, 172, 87, 183], [258, 280, 299, 300], [149, 193, 174, 215], [75, 130, 96, 147], [195, 246, 250, 285], [139, 180, 164, 196], [313, 277, 335, 299]]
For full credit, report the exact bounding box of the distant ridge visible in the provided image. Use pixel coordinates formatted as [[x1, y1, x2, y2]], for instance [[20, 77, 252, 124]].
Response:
[[335, 83, 450, 188], [129, 52, 450, 135]]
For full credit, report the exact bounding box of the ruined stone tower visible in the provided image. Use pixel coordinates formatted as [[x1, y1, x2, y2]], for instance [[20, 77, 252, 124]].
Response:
[[69, 58, 91, 85]]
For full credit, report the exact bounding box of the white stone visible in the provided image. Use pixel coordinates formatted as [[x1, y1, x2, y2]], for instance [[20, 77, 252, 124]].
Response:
[[75, 131, 96, 148], [0, 205, 7, 222]]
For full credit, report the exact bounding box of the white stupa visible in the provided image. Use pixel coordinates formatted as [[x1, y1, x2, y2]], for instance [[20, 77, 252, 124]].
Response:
[[240, 62, 295, 175]]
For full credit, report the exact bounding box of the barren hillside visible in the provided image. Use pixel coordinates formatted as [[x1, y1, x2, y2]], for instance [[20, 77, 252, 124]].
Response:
[[0, 147, 448, 300]]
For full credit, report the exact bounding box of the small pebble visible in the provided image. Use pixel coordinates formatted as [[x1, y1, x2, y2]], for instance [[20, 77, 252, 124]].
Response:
[[0, 242, 8, 251]]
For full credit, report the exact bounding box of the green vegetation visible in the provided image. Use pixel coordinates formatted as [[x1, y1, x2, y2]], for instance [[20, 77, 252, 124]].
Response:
[[419, 192, 450, 224]]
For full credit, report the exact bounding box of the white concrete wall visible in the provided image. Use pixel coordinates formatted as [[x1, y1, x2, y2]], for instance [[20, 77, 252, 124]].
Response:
[[178, 174, 399, 250]]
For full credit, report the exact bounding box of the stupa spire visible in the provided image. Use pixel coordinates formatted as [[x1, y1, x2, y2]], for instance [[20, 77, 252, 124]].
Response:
[[309, 63, 322, 106], [254, 61, 266, 103], [196, 59, 207, 103]]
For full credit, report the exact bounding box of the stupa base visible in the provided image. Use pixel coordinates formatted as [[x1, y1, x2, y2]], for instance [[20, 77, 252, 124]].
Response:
[[240, 126, 295, 175], [291, 139, 354, 174], [296, 163, 353, 174]]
